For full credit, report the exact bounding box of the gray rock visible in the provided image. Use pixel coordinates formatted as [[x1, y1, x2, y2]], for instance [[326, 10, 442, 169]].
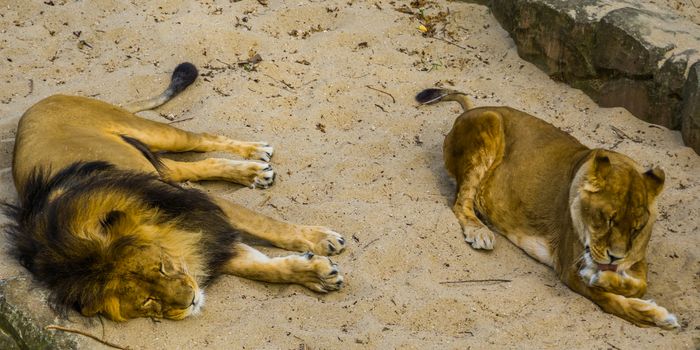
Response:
[[0, 328, 21, 350], [489, 0, 700, 154], [0, 278, 78, 349], [682, 62, 700, 150]]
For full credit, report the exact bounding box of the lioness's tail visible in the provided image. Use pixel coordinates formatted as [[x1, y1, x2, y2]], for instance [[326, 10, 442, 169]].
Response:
[[415, 88, 474, 112], [123, 62, 199, 113]]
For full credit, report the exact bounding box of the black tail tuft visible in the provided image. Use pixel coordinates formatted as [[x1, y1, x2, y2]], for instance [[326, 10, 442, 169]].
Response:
[[168, 62, 199, 95], [415, 88, 447, 104]]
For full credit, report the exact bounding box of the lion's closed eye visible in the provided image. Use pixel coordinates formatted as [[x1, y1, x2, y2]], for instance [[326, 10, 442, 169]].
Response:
[[142, 297, 159, 308], [159, 262, 168, 276]]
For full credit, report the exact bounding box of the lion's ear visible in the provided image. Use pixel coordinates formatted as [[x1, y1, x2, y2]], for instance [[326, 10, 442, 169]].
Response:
[[643, 167, 665, 198], [80, 302, 101, 317], [81, 296, 124, 321], [583, 152, 611, 192]]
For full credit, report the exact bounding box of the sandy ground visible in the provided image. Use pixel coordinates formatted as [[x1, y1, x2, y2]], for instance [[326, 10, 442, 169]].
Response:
[[0, 1, 699, 349], [655, 0, 700, 24]]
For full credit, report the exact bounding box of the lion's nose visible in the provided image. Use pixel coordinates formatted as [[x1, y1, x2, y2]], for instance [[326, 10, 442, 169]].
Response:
[[169, 282, 196, 308]]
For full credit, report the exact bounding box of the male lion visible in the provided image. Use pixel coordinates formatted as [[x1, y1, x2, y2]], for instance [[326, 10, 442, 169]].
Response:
[[3, 63, 346, 321], [416, 88, 679, 329]]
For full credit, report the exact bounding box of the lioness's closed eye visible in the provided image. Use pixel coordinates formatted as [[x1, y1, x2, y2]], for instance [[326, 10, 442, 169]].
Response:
[[3, 63, 348, 321], [417, 88, 678, 330]]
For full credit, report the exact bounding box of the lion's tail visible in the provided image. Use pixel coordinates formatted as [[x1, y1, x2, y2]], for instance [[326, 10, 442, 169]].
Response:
[[415, 88, 474, 112], [122, 62, 199, 113]]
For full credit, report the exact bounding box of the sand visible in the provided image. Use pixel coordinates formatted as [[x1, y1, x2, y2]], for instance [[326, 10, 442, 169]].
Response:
[[653, 0, 700, 24], [0, 1, 698, 349]]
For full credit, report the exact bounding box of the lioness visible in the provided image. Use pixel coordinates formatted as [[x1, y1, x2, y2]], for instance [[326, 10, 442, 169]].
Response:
[[3, 63, 346, 321], [416, 88, 679, 329]]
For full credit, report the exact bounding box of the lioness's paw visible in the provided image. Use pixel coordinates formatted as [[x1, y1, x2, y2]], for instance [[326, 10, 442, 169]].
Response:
[[590, 270, 618, 289], [464, 226, 495, 250], [659, 313, 681, 330], [579, 266, 596, 285], [294, 253, 344, 293], [300, 226, 346, 256], [629, 298, 680, 330], [589, 270, 646, 297]]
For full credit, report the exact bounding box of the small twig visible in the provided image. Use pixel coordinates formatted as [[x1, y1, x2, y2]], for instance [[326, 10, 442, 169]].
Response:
[[349, 73, 370, 79], [433, 36, 468, 50], [167, 117, 194, 125], [215, 58, 235, 69], [263, 73, 296, 93], [213, 86, 231, 97], [610, 125, 642, 143], [362, 237, 381, 249], [24, 79, 34, 97], [606, 342, 621, 350], [374, 104, 387, 112], [45, 325, 130, 350], [98, 315, 106, 340], [366, 85, 395, 103], [258, 195, 272, 207], [301, 78, 318, 86], [439, 279, 511, 285], [279, 80, 294, 89]]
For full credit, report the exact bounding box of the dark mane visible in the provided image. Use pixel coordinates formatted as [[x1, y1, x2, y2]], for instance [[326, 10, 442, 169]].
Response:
[[2, 162, 239, 316]]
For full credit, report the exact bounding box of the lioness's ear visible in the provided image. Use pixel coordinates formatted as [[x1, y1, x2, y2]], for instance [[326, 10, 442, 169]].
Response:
[[592, 153, 611, 176], [643, 167, 665, 198], [583, 152, 611, 192]]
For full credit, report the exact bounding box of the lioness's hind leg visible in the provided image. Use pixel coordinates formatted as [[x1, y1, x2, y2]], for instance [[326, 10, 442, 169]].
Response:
[[446, 111, 505, 250], [114, 116, 273, 160], [224, 243, 344, 293], [160, 158, 274, 188], [454, 191, 496, 250], [213, 197, 346, 256]]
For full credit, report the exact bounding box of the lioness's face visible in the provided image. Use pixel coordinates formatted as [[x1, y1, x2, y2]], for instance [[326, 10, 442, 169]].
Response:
[[573, 153, 664, 272], [84, 244, 203, 321], [579, 181, 651, 269]]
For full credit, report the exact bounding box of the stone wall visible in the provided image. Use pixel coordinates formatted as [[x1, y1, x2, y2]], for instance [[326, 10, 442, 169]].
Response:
[[487, 0, 700, 154]]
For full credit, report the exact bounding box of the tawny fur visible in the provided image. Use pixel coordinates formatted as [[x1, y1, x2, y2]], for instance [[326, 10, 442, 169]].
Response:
[[4, 63, 347, 321], [417, 88, 678, 330]]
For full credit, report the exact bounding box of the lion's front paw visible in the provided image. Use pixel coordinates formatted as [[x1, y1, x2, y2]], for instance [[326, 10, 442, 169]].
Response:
[[234, 161, 274, 189], [251, 163, 275, 189], [248, 142, 274, 162], [300, 226, 346, 256], [293, 253, 344, 293], [464, 226, 495, 250]]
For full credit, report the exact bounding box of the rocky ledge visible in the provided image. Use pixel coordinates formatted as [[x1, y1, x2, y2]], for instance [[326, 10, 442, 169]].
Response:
[[488, 0, 700, 154], [0, 278, 78, 349]]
